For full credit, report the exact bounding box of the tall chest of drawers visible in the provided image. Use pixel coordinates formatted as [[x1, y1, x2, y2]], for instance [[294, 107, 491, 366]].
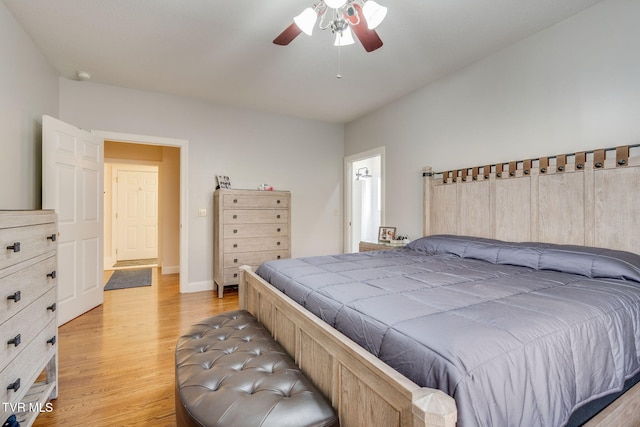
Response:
[[214, 189, 290, 298], [0, 211, 58, 426]]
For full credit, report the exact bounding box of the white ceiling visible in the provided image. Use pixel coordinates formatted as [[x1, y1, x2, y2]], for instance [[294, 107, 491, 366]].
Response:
[[4, 0, 605, 123]]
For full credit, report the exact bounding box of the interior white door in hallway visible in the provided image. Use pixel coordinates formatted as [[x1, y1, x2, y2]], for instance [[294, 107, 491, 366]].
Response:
[[42, 115, 104, 325], [115, 167, 158, 261]]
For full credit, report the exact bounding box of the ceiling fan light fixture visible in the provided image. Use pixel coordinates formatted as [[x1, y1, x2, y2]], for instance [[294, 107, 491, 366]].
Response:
[[362, 0, 387, 29], [273, 0, 384, 52], [334, 27, 355, 46], [293, 7, 318, 36], [324, 0, 348, 9]]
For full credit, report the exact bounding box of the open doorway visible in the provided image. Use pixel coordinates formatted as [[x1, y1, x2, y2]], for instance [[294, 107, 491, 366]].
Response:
[[94, 131, 189, 292], [344, 147, 385, 253], [103, 140, 180, 276]]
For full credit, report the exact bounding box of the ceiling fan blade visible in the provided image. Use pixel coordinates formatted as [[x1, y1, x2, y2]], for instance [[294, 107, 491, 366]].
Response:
[[273, 22, 303, 46], [346, 4, 383, 52]]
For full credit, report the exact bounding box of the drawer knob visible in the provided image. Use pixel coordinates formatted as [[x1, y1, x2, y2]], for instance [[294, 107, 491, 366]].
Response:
[[6, 242, 20, 253], [233, 199, 238, 203], [47, 233, 57, 242], [233, 244, 238, 248], [7, 291, 21, 303], [47, 271, 57, 279], [47, 303, 57, 312], [277, 255, 281, 259], [47, 336, 57, 346], [7, 334, 21, 347], [277, 228, 281, 232], [233, 273, 238, 278], [233, 215, 238, 219], [277, 242, 281, 246], [277, 215, 281, 219], [7, 378, 20, 392], [233, 229, 238, 234], [233, 258, 238, 263], [277, 200, 281, 204]]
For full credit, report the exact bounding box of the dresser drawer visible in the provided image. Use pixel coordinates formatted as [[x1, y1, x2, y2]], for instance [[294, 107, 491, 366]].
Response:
[[223, 251, 289, 270], [222, 193, 289, 209], [0, 223, 57, 271], [0, 288, 56, 369], [224, 237, 289, 253], [0, 255, 56, 325], [221, 268, 242, 285], [224, 223, 288, 239], [223, 209, 289, 224], [0, 318, 57, 408], [221, 251, 289, 285]]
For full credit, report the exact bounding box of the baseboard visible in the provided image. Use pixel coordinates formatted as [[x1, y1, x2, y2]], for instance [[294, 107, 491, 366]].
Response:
[[104, 257, 116, 270], [161, 264, 180, 275], [182, 280, 214, 293]]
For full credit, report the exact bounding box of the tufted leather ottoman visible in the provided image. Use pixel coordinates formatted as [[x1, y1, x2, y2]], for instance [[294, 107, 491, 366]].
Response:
[[175, 310, 339, 427]]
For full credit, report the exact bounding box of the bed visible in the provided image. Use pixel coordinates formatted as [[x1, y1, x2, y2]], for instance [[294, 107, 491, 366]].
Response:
[[238, 145, 640, 427]]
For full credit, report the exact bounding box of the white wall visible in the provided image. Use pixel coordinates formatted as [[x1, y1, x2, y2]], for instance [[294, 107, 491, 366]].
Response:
[[0, 1, 58, 209], [345, 0, 640, 241], [59, 79, 344, 291]]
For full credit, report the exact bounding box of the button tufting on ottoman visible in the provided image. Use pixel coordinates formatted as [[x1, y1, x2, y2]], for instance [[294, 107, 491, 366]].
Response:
[[175, 310, 339, 427]]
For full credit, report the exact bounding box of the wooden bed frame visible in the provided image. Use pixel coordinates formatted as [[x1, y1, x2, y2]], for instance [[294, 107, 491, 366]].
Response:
[[239, 145, 640, 427]]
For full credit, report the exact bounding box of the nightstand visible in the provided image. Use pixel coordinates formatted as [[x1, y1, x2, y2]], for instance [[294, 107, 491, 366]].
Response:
[[359, 241, 401, 252]]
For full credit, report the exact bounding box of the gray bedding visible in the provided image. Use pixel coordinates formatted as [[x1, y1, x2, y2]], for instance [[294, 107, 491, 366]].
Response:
[[255, 235, 640, 427]]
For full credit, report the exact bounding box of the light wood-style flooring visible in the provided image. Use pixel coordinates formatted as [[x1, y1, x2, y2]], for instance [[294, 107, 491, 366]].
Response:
[[33, 269, 239, 427]]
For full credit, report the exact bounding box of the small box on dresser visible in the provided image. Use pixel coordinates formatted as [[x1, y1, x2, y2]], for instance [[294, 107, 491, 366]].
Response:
[[214, 189, 291, 298], [0, 211, 58, 427]]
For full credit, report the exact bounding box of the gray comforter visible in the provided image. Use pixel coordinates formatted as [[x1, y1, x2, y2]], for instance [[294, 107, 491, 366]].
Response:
[[256, 235, 640, 427]]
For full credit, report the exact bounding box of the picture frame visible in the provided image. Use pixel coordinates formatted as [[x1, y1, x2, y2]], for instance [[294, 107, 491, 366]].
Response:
[[378, 226, 396, 243], [216, 175, 231, 189]]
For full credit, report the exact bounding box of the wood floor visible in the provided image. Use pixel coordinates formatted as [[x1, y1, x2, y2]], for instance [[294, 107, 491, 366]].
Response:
[[33, 269, 239, 427]]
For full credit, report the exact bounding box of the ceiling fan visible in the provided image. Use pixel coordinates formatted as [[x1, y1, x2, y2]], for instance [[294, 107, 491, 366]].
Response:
[[273, 0, 387, 53]]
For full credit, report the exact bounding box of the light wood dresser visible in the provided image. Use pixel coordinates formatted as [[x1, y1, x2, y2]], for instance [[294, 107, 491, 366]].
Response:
[[214, 189, 290, 298], [0, 210, 58, 426]]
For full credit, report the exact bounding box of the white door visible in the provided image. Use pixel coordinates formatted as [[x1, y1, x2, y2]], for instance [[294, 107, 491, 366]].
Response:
[[116, 168, 158, 261], [42, 115, 104, 325]]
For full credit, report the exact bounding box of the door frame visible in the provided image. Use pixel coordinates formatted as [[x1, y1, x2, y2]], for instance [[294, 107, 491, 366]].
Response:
[[93, 130, 190, 293], [344, 146, 385, 252]]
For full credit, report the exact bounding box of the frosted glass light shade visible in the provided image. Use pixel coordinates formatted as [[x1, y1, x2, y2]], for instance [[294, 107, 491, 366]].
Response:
[[362, 1, 387, 29], [294, 7, 318, 36], [324, 0, 348, 9], [334, 27, 355, 46]]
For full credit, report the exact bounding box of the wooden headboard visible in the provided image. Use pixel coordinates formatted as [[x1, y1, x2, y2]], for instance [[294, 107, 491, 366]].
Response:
[[423, 145, 640, 255]]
